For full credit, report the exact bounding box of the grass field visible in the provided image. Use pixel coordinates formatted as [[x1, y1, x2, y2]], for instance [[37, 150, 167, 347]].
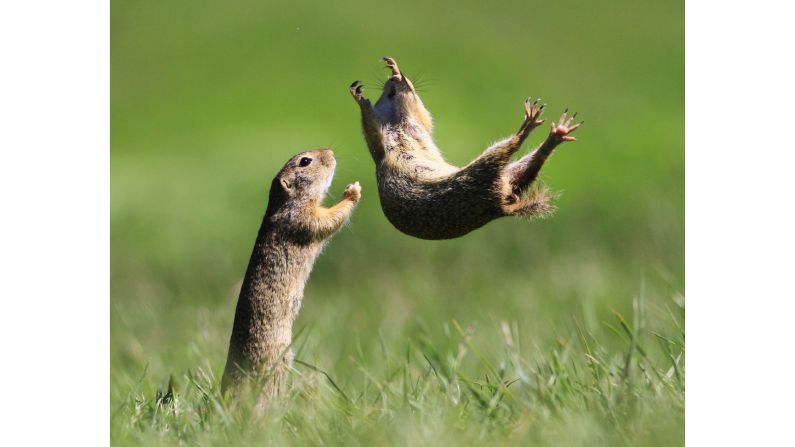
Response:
[[111, 0, 684, 445]]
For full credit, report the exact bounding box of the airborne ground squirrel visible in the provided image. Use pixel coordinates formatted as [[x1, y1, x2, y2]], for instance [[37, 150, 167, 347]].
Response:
[[221, 149, 361, 404], [349, 57, 583, 240]]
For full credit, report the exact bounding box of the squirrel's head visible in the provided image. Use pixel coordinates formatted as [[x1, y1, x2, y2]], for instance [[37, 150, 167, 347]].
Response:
[[269, 149, 336, 208], [376, 57, 433, 133]]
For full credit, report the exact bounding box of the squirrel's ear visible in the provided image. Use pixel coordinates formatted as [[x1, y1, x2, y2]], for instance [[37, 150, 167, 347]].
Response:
[[280, 177, 292, 192]]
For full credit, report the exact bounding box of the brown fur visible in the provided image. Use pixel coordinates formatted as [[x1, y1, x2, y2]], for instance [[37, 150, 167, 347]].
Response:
[[349, 57, 583, 240], [221, 149, 361, 408]]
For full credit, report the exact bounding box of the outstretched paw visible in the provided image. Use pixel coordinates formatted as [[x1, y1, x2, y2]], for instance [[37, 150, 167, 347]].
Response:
[[524, 98, 546, 125], [349, 80, 365, 104], [343, 181, 362, 203], [382, 57, 402, 79], [517, 97, 546, 137], [549, 109, 583, 143]]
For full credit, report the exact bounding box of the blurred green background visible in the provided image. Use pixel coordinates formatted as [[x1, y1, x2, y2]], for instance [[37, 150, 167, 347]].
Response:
[[111, 0, 683, 445]]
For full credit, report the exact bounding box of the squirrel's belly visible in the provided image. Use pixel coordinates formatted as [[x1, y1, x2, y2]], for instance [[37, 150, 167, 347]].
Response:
[[376, 170, 502, 240]]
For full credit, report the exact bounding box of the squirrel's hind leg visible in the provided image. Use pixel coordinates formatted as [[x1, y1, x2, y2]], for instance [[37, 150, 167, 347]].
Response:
[[465, 98, 547, 171], [504, 147, 548, 195], [506, 109, 583, 195]]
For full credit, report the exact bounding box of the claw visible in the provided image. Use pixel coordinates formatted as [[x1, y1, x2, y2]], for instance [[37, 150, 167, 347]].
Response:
[[559, 109, 569, 124], [565, 111, 579, 127], [524, 98, 545, 123]]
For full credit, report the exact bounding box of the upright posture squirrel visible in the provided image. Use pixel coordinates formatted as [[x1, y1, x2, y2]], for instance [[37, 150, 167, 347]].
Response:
[[221, 149, 361, 402], [349, 57, 583, 240]]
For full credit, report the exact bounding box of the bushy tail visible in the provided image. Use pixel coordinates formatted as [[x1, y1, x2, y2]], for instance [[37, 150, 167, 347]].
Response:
[[508, 185, 558, 219]]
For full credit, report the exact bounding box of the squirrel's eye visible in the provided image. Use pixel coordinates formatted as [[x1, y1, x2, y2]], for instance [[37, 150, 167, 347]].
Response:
[[299, 157, 312, 167]]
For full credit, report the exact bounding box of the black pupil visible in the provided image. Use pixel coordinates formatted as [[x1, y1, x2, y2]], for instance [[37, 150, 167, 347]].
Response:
[[299, 157, 312, 167]]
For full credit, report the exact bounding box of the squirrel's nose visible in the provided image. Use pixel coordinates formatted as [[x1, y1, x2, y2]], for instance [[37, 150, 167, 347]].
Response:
[[321, 149, 335, 166]]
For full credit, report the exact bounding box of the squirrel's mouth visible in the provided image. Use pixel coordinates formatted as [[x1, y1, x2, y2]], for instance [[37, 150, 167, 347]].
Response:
[[385, 80, 397, 98], [384, 77, 416, 101]]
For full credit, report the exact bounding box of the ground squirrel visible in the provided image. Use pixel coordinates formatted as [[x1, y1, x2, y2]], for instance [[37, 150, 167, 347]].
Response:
[[349, 57, 583, 240], [221, 149, 361, 402]]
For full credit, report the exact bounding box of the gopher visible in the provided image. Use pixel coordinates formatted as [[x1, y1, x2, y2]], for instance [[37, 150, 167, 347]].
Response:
[[221, 149, 361, 404], [349, 57, 582, 240]]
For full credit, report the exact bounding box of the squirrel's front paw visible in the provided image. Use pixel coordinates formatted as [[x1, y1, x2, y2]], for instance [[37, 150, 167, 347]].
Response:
[[549, 109, 583, 143], [350, 81, 365, 104], [382, 57, 402, 79], [343, 181, 362, 202]]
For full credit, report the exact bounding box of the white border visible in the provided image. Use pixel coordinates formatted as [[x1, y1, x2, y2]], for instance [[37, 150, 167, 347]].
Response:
[[0, 1, 109, 445], [1, 0, 794, 444], [687, 1, 795, 445]]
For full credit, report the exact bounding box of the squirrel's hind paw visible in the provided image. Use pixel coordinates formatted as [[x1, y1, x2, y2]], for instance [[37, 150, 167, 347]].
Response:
[[550, 109, 583, 143]]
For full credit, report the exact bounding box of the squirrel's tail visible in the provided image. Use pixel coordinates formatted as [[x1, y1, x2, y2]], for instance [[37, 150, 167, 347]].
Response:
[[507, 185, 558, 219]]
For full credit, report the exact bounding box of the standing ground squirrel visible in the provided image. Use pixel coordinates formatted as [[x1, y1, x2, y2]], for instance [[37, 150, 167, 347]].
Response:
[[221, 149, 361, 403], [349, 57, 583, 240]]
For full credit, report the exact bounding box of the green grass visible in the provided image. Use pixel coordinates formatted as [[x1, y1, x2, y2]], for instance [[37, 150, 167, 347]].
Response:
[[111, 0, 684, 445], [114, 300, 683, 446]]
